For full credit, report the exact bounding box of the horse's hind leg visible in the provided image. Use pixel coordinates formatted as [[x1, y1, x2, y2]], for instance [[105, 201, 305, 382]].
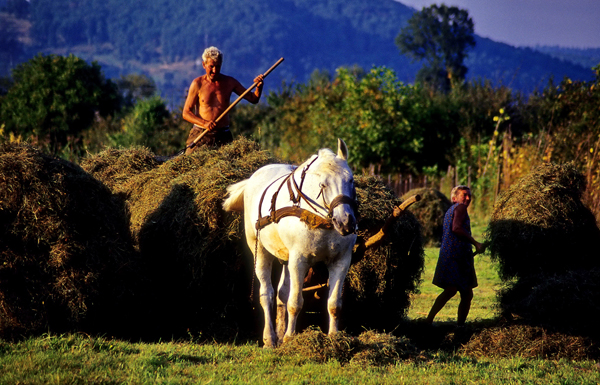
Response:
[[276, 264, 290, 343], [255, 248, 278, 348]]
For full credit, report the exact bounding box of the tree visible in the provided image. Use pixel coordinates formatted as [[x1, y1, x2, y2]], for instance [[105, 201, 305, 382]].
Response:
[[395, 4, 475, 91], [115, 74, 157, 109], [0, 54, 120, 154]]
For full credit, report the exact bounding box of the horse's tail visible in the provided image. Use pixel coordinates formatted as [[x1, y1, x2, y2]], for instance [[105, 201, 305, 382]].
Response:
[[222, 179, 247, 212]]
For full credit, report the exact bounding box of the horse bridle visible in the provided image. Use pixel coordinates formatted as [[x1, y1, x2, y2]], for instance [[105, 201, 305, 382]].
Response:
[[256, 155, 357, 230]]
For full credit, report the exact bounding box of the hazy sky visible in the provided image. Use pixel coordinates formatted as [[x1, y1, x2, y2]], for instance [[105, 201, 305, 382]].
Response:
[[397, 0, 600, 48]]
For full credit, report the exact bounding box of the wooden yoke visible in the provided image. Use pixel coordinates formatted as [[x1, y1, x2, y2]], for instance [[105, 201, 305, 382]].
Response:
[[352, 194, 421, 257]]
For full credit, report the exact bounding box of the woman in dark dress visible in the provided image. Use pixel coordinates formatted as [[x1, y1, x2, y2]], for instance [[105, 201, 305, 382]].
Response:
[[426, 185, 486, 326]]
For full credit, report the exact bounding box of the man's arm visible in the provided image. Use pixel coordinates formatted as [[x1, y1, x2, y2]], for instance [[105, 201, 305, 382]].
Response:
[[233, 75, 264, 104]]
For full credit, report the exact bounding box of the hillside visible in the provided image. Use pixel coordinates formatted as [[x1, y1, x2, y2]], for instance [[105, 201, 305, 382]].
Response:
[[0, 0, 596, 102]]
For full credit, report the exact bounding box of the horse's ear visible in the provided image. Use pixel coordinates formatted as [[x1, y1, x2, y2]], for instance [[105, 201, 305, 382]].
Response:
[[337, 138, 348, 161]]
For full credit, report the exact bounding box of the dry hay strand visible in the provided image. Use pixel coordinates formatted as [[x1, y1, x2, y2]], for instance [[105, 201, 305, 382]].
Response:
[[278, 328, 420, 365], [350, 330, 420, 366], [461, 325, 597, 360], [498, 269, 600, 338], [487, 162, 600, 280], [341, 175, 425, 333], [278, 326, 357, 364], [111, 137, 279, 336], [401, 187, 451, 247], [80, 146, 160, 192], [0, 143, 140, 339]]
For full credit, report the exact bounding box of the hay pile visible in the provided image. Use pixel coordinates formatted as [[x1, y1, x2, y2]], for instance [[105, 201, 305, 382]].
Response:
[[486, 163, 600, 337], [487, 162, 600, 279], [278, 327, 420, 365], [0, 143, 140, 339], [401, 187, 451, 246], [81, 137, 279, 338], [79, 146, 160, 191], [341, 175, 425, 333], [497, 269, 600, 337], [461, 325, 596, 360]]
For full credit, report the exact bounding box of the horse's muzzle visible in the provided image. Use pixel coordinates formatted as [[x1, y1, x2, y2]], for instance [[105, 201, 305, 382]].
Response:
[[328, 194, 358, 236], [332, 212, 357, 236]]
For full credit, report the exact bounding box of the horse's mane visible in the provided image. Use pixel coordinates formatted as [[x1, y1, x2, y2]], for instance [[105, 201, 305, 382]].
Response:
[[295, 148, 349, 177]]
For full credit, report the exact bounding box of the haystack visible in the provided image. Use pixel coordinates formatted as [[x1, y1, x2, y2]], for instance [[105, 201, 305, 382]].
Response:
[[487, 162, 600, 279], [340, 175, 425, 333], [0, 143, 140, 339], [401, 187, 451, 246], [497, 269, 600, 338], [487, 162, 600, 338], [81, 138, 280, 337]]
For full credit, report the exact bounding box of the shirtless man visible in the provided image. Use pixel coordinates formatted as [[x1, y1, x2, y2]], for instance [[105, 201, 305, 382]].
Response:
[[182, 46, 264, 152]]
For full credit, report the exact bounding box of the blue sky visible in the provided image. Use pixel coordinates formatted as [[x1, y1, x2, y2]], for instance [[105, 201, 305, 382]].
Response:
[[397, 0, 600, 48]]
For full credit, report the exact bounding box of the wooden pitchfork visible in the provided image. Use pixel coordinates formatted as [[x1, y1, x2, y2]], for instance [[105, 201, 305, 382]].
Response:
[[156, 57, 284, 162]]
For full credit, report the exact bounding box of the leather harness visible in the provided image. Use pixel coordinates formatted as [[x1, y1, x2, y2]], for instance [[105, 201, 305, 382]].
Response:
[[255, 155, 357, 232]]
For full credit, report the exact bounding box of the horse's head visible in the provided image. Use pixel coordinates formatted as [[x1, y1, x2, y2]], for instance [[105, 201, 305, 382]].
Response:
[[305, 139, 357, 236]]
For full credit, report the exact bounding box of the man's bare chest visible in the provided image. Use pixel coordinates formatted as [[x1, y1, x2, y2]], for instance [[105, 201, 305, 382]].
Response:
[[198, 80, 232, 106]]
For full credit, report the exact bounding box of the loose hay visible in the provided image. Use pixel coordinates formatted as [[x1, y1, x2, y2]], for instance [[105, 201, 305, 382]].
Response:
[[461, 325, 596, 360], [278, 326, 357, 364], [80, 146, 160, 192], [0, 143, 140, 339], [341, 175, 425, 333], [278, 327, 420, 365], [401, 187, 451, 246], [487, 162, 600, 279]]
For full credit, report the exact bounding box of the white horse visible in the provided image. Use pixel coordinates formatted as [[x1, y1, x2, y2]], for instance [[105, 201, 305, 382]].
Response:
[[223, 139, 358, 347]]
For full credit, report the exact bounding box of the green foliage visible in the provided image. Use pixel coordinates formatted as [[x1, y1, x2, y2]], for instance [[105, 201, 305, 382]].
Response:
[[107, 95, 169, 149], [260, 67, 431, 173], [396, 4, 475, 91], [0, 54, 120, 155]]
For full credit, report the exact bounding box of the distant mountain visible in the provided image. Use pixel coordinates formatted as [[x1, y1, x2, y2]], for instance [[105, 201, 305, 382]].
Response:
[[532, 46, 600, 71], [0, 0, 596, 103]]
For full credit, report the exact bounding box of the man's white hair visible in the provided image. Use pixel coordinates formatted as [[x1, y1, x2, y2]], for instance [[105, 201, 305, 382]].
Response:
[[202, 46, 222, 63]]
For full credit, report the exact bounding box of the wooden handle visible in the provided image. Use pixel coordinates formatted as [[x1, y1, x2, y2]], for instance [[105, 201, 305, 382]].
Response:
[[190, 57, 285, 147], [356, 194, 422, 252]]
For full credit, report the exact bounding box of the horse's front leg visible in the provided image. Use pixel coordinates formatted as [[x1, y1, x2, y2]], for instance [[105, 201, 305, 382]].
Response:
[[284, 255, 309, 343], [326, 255, 352, 335], [276, 264, 290, 343], [255, 248, 277, 348]]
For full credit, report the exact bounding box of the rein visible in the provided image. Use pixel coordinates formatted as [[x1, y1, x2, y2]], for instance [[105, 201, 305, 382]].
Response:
[[255, 155, 356, 231]]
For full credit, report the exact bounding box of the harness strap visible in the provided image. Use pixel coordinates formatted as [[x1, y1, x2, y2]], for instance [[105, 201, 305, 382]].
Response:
[[256, 206, 333, 230], [327, 194, 358, 218]]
